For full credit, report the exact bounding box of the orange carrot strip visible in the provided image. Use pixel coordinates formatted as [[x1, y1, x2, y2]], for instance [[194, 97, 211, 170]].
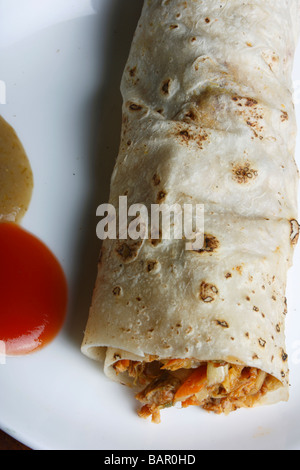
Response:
[[174, 365, 207, 400]]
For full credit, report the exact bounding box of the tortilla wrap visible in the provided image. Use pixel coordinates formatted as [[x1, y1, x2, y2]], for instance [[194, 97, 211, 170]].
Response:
[[81, 0, 300, 421]]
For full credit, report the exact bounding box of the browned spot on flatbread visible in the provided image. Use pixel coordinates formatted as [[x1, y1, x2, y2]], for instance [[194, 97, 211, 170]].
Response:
[[128, 102, 143, 112], [112, 286, 122, 297], [199, 282, 219, 303], [215, 320, 229, 328], [129, 66, 137, 77], [232, 96, 264, 138], [175, 126, 208, 149], [245, 98, 258, 107], [157, 190, 167, 204], [150, 238, 161, 247], [232, 162, 258, 184], [262, 50, 280, 72], [290, 219, 299, 246], [232, 96, 258, 107], [234, 265, 243, 275], [147, 260, 158, 272], [195, 234, 219, 254], [161, 79, 171, 95], [152, 173, 161, 186], [178, 130, 190, 142], [184, 109, 196, 121], [115, 240, 143, 263], [281, 349, 288, 362]]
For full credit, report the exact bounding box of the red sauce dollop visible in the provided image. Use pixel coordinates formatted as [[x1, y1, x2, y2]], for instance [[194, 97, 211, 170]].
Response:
[[0, 223, 68, 355]]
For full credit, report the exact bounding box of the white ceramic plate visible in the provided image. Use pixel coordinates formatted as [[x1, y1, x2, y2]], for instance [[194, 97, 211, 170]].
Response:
[[0, 0, 300, 451]]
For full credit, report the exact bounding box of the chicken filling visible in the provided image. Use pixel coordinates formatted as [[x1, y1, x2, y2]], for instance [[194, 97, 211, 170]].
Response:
[[113, 358, 281, 423]]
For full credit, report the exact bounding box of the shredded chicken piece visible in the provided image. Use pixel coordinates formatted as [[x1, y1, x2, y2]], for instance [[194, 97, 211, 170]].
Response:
[[161, 358, 194, 371], [136, 372, 181, 407], [113, 359, 130, 374]]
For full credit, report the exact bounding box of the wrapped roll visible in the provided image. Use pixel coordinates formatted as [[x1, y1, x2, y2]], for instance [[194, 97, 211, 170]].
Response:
[[81, 0, 300, 422]]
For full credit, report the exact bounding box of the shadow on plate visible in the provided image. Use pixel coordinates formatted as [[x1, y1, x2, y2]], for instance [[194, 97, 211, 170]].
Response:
[[64, 0, 143, 350]]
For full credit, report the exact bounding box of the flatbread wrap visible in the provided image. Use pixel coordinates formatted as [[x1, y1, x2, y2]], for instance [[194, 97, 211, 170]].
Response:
[[81, 0, 300, 423]]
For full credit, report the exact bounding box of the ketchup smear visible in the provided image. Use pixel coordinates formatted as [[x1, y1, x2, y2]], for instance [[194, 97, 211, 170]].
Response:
[[0, 223, 68, 356]]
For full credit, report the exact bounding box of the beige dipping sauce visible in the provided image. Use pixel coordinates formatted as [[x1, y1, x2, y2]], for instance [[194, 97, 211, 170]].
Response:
[[0, 116, 33, 223]]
